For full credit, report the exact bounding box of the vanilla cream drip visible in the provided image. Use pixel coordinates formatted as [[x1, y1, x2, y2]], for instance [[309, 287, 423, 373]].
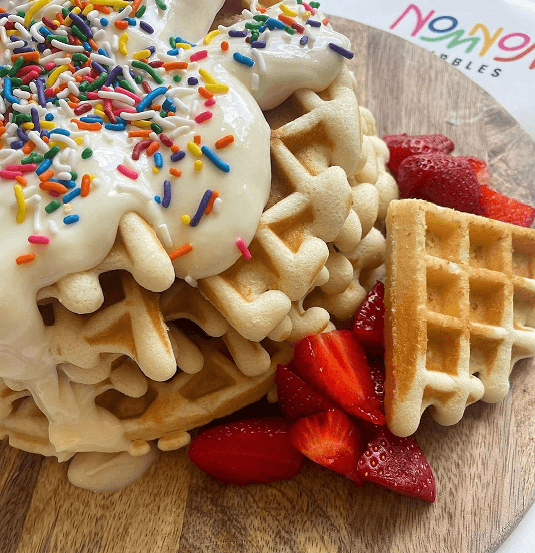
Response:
[[0, 0, 353, 461]]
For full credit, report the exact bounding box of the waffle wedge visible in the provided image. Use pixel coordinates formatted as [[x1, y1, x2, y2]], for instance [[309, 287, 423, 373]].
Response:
[[385, 199, 535, 437]]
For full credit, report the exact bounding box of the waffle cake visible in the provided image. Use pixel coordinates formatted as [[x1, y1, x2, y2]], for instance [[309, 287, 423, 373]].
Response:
[[385, 199, 535, 437], [0, 0, 396, 488]]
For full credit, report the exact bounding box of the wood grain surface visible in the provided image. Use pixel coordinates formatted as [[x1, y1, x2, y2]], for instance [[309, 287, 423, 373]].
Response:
[[1, 17, 535, 553]]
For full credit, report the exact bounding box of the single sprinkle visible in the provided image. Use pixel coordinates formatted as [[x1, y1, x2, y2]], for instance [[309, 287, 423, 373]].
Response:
[[195, 111, 213, 124], [28, 235, 50, 245], [194, 160, 203, 171], [63, 214, 80, 225], [161, 180, 171, 208], [16, 253, 36, 265], [201, 146, 230, 173], [190, 50, 208, 62], [45, 200, 61, 214], [81, 148, 93, 159], [169, 243, 193, 261], [190, 190, 213, 226], [233, 52, 255, 67], [117, 164, 139, 180], [236, 239, 252, 260], [14, 185, 26, 224], [328, 42, 354, 59]]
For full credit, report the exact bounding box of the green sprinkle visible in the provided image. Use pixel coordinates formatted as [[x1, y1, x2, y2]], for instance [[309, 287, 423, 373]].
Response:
[[9, 57, 25, 77], [48, 34, 69, 44], [70, 171, 78, 181], [81, 148, 93, 159], [151, 123, 163, 134], [284, 25, 295, 35], [20, 85, 31, 93], [251, 30, 260, 42], [119, 79, 135, 93], [136, 5, 146, 17], [78, 81, 90, 92], [71, 26, 88, 42], [72, 53, 89, 63], [0, 67, 9, 77], [245, 22, 262, 30], [22, 153, 44, 164], [45, 200, 61, 214], [86, 72, 108, 91], [131, 60, 164, 84], [14, 114, 32, 125], [169, 36, 176, 47], [10, 77, 23, 87], [253, 14, 269, 21], [44, 146, 61, 160], [173, 75, 181, 82], [310, 1, 320, 7], [155, 0, 167, 9], [78, 93, 88, 101], [134, 74, 143, 84], [160, 110, 167, 117], [16, 10, 25, 17]]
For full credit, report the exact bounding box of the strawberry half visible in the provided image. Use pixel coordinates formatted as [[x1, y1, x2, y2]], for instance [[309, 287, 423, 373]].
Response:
[[275, 363, 336, 419], [457, 155, 490, 187], [357, 428, 436, 502], [353, 281, 385, 352], [188, 418, 303, 485], [292, 330, 386, 425], [290, 409, 365, 485], [397, 152, 483, 215], [383, 133, 454, 175], [478, 185, 535, 227]]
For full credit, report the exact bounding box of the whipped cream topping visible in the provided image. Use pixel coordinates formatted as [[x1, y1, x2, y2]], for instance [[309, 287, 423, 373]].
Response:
[[0, 0, 353, 466]]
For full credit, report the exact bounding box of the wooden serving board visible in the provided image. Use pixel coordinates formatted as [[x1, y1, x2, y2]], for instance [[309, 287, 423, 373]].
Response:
[[2, 18, 535, 553]]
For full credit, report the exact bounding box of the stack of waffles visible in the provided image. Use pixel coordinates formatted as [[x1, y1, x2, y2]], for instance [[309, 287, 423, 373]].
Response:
[[0, 64, 398, 469]]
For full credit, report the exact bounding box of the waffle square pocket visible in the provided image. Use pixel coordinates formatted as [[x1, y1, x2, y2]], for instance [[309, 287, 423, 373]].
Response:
[[384, 199, 535, 437]]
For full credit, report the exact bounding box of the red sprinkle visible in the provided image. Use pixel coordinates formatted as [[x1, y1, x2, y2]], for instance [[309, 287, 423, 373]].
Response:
[[236, 239, 252, 260], [205, 98, 216, 107], [194, 111, 213, 124], [28, 235, 50, 245], [190, 50, 208, 62], [132, 139, 152, 160], [159, 134, 173, 147], [117, 164, 138, 180], [73, 103, 92, 116]]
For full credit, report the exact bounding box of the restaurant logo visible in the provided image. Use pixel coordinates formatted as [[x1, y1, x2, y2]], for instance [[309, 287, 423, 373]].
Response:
[[390, 4, 535, 77]]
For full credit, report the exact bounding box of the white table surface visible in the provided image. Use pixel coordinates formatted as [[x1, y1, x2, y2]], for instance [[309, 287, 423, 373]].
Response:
[[319, 0, 535, 551]]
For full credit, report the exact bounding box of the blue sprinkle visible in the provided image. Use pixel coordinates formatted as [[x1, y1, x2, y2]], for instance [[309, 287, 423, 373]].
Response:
[[328, 42, 354, 60], [161, 180, 171, 208], [162, 98, 175, 111], [175, 37, 196, 47], [63, 214, 80, 225], [187, 77, 198, 85], [201, 146, 230, 173], [124, 17, 137, 25], [171, 150, 186, 162], [140, 21, 154, 34], [45, 114, 54, 121], [251, 41, 267, 48], [136, 85, 167, 112], [49, 128, 70, 136], [228, 30, 248, 37], [167, 48, 179, 55], [190, 190, 213, 227], [100, 18, 109, 26], [233, 52, 254, 67], [80, 116, 103, 123], [63, 188, 81, 204], [52, 179, 76, 189], [82, 41, 92, 51], [10, 140, 25, 150], [105, 123, 126, 131], [39, 26, 52, 37], [97, 48, 109, 57], [154, 152, 163, 168], [300, 36, 309, 46], [36, 159, 52, 175], [3, 76, 20, 104], [307, 19, 321, 27], [154, 195, 161, 204], [265, 18, 285, 30]]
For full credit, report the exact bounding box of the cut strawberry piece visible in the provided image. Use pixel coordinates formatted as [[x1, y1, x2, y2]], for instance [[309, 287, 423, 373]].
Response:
[[357, 428, 436, 502], [275, 364, 336, 419], [188, 418, 303, 485], [292, 330, 386, 425], [478, 185, 535, 227], [397, 152, 483, 215], [382, 133, 454, 175], [353, 281, 385, 352], [290, 409, 365, 485], [367, 354, 385, 409], [458, 155, 490, 186]]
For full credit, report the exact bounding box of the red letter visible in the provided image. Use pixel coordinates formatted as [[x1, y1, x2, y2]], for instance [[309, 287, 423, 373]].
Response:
[[390, 4, 436, 37]]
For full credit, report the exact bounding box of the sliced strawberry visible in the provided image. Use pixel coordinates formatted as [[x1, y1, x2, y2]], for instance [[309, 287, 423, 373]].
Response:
[[478, 185, 535, 227], [382, 133, 454, 175], [353, 281, 385, 352], [188, 418, 303, 485], [458, 155, 490, 186], [290, 409, 365, 485], [275, 364, 336, 419], [397, 152, 483, 215], [357, 428, 436, 502], [292, 330, 386, 425], [366, 353, 385, 409]]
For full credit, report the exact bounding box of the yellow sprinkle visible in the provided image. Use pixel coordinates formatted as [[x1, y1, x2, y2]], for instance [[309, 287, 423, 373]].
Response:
[[187, 141, 202, 156], [95, 103, 104, 110], [152, 167, 159, 173], [90, 0, 129, 7], [131, 120, 152, 129], [63, 204, 72, 214], [199, 67, 217, 84], [119, 33, 129, 56], [64, 6, 81, 25], [181, 214, 191, 225], [47, 64, 69, 87], [203, 30, 220, 45], [47, 141, 66, 149], [24, 0, 51, 26], [194, 160, 203, 171], [14, 185, 26, 224], [74, 137, 84, 145], [82, 3, 94, 16], [93, 108, 108, 122], [301, 10, 311, 20], [205, 82, 229, 94], [6, 30, 18, 36], [133, 49, 151, 60], [280, 3, 298, 16], [175, 42, 192, 50], [21, 123, 34, 130], [40, 121, 55, 130]]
